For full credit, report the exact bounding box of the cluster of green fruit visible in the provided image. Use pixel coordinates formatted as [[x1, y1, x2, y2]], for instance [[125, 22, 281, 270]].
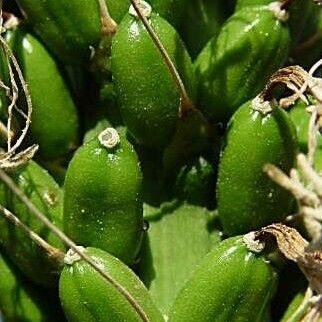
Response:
[[0, 0, 321, 321]]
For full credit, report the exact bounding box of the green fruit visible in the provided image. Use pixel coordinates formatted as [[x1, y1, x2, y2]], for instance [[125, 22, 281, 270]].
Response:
[[288, 100, 322, 172], [99, 83, 123, 127], [195, 5, 290, 123], [293, 6, 322, 68], [107, 0, 130, 24], [16, 0, 128, 64], [4, 28, 79, 160], [180, 0, 226, 59], [0, 250, 66, 322], [38, 160, 67, 187], [83, 119, 111, 144], [235, 0, 317, 48], [138, 202, 220, 315], [226, 0, 237, 15], [148, 0, 188, 28], [280, 292, 305, 322], [111, 11, 195, 149], [271, 261, 308, 321], [161, 96, 218, 172], [217, 99, 297, 235], [0, 161, 65, 287], [63, 127, 143, 265], [136, 146, 167, 206], [168, 236, 278, 322], [288, 101, 312, 153], [235, 0, 272, 11], [59, 247, 164, 322], [288, 0, 318, 47], [172, 157, 216, 209]]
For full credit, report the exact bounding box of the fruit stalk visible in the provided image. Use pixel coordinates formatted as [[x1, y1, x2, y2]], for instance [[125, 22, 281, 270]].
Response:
[[98, 0, 117, 36]]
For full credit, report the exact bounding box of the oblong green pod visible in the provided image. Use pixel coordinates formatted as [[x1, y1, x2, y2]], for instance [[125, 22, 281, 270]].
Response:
[[280, 292, 306, 322], [99, 83, 124, 127], [0, 161, 65, 287], [293, 7, 322, 68], [235, 0, 272, 11], [235, 0, 317, 48], [148, 0, 188, 28], [59, 247, 164, 322], [0, 251, 66, 322], [63, 127, 143, 265], [111, 9, 195, 149], [288, 100, 322, 171], [168, 236, 278, 322], [82, 118, 111, 144], [287, 0, 318, 47], [195, 5, 290, 123], [16, 0, 129, 64], [271, 260, 308, 320], [138, 202, 220, 316], [4, 28, 79, 160], [288, 102, 312, 153], [179, 0, 226, 59], [217, 99, 297, 236], [171, 156, 216, 209]]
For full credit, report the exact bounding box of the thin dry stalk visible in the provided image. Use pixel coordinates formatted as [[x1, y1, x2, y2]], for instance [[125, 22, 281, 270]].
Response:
[[263, 160, 322, 241], [0, 23, 37, 168], [298, 154, 322, 198], [97, 0, 117, 36], [263, 164, 319, 207]]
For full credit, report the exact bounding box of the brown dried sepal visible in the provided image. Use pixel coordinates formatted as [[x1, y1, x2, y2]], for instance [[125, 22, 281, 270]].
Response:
[[254, 223, 322, 293]]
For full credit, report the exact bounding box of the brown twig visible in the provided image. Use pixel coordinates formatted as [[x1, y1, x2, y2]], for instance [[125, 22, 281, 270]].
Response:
[[0, 31, 37, 168], [97, 0, 117, 36]]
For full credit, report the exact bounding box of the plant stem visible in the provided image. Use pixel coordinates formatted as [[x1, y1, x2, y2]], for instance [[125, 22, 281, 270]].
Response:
[[263, 163, 319, 207], [0, 30, 37, 169], [97, 0, 117, 36]]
